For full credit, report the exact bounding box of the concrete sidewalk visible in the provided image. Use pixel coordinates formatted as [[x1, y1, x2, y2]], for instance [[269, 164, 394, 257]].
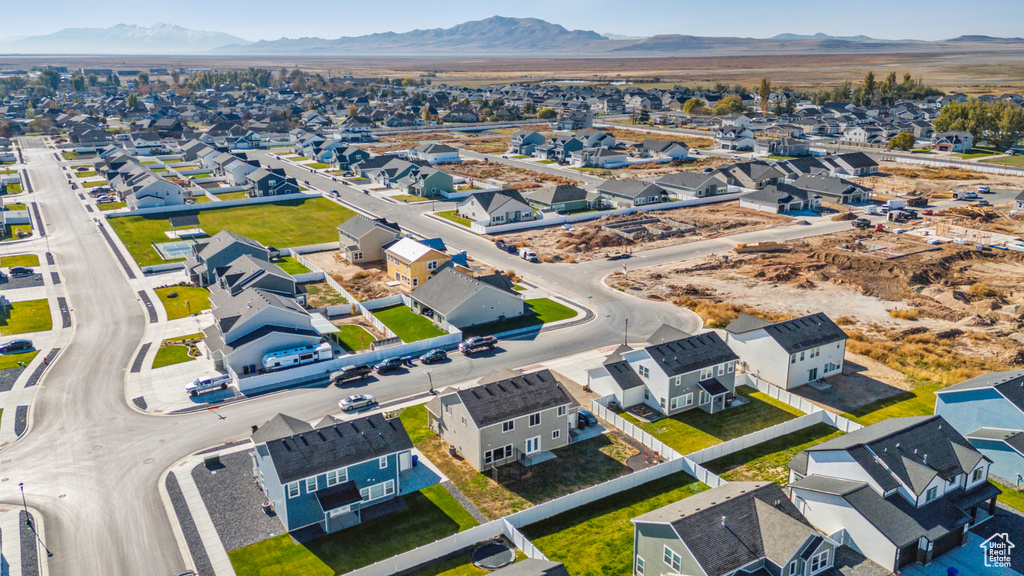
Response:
[[0, 504, 50, 576]]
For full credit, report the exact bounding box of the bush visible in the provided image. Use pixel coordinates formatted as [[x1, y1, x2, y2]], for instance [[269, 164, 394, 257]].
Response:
[[968, 282, 1003, 298], [675, 297, 789, 329], [167, 291, 178, 299], [834, 316, 856, 325], [889, 308, 920, 320]]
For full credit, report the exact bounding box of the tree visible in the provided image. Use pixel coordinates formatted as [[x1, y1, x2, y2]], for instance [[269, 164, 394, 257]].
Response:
[[537, 108, 557, 120], [523, 102, 536, 114], [126, 93, 140, 109], [347, 104, 357, 117], [638, 106, 651, 123], [86, 73, 98, 87], [71, 75, 86, 92], [170, 70, 180, 86], [136, 71, 149, 86], [38, 68, 61, 92], [422, 106, 432, 122], [887, 132, 916, 151], [932, 98, 1024, 150], [682, 98, 707, 115], [785, 98, 797, 115], [758, 78, 772, 114], [712, 95, 746, 115]]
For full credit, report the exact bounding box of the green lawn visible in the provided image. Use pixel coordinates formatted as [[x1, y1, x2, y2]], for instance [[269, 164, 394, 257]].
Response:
[[1, 225, 32, 241], [1, 203, 27, 211], [107, 198, 356, 267], [461, 298, 577, 338], [306, 162, 331, 169], [392, 194, 431, 203], [981, 155, 1024, 167], [229, 487, 474, 576], [276, 256, 311, 275], [97, 202, 127, 211], [0, 299, 53, 336], [436, 210, 473, 227], [82, 180, 107, 188], [154, 286, 210, 320], [842, 382, 941, 426], [61, 151, 78, 160], [619, 387, 804, 455], [522, 472, 707, 576], [0, 349, 40, 371], [954, 147, 1002, 160], [704, 423, 843, 485], [6, 183, 22, 193], [373, 305, 446, 342], [0, 254, 40, 267], [213, 191, 249, 201], [536, 160, 556, 164], [74, 170, 98, 178], [163, 332, 205, 346], [513, 284, 526, 291], [993, 480, 1024, 513], [152, 345, 195, 368], [150, 167, 168, 173], [347, 176, 369, 182], [766, 155, 797, 160], [333, 325, 377, 352]]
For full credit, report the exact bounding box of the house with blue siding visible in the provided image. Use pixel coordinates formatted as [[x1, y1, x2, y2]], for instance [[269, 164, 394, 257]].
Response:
[[934, 370, 1024, 486], [251, 412, 415, 534]]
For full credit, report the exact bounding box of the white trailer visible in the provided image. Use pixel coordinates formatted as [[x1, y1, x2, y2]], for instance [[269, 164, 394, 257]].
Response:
[[263, 342, 332, 372]]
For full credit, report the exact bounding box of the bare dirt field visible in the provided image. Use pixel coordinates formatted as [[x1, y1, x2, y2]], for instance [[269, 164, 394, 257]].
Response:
[[866, 162, 1024, 198], [303, 250, 400, 301], [603, 127, 714, 149], [494, 202, 791, 262], [439, 160, 577, 189]]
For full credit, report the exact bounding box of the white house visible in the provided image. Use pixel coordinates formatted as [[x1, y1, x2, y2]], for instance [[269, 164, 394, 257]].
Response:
[[725, 313, 846, 389], [788, 416, 1000, 573], [124, 175, 186, 210], [408, 143, 460, 164]]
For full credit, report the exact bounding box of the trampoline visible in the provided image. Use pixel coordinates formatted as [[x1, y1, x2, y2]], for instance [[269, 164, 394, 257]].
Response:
[[472, 540, 516, 570]]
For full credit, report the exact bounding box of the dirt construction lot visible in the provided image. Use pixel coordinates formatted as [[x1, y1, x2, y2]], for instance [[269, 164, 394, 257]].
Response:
[[440, 160, 577, 189], [494, 202, 792, 262], [865, 161, 1024, 199]]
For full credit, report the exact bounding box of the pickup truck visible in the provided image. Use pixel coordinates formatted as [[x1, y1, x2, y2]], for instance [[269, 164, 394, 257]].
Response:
[[330, 364, 374, 384], [458, 336, 498, 355]]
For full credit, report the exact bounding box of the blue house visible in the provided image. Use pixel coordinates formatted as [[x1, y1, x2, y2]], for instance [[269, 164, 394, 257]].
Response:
[[934, 370, 1024, 486], [252, 412, 415, 534]]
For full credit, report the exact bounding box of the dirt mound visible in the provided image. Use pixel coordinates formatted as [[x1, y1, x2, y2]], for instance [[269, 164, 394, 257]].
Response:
[[554, 230, 632, 252]]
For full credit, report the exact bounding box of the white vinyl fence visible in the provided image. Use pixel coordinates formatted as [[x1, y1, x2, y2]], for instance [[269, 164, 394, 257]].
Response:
[[686, 411, 830, 465], [738, 374, 862, 433], [589, 399, 682, 460], [886, 155, 1024, 177]]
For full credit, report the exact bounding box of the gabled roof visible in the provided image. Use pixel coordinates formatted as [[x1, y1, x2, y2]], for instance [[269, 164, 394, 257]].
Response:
[[386, 237, 444, 263], [633, 483, 820, 576], [596, 179, 666, 199], [335, 214, 401, 240], [646, 323, 691, 344], [761, 312, 847, 353], [966, 427, 1024, 457], [523, 184, 588, 205], [935, 370, 1024, 414], [462, 190, 531, 213], [604, 360, 646, 391], [411, 268, 520, 317], [642, 332, 738, 377], [656, 171, 726, 191], [251, 413, 313, 444], [196, 230, 266, 262], [217, 255, 292, 294], [724, 313, 773, 334], [449, 369, 577, 428], [262, 413, 413, 484]]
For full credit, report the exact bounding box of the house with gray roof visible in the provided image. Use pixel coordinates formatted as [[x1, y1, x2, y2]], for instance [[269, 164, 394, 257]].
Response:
[[425, 369, 579, 471], [185, 230, 271, 287], [336, 215, 401, 264], [935, 370, 1024, 487], [789, 175, 869, 205], [457, 190, 535, 226], [632, 482, 836, 576], [591, 332, 739, 416], [409, 268, 525, 331], [523, 184, 591, 212], [656, 171, 729, 199], [738, 184, 821, 214], [408, 143, 460, 164], [725, 313, 846, 390], [209, 254, 298, 302], [507, 130, 546, 156], [595, 179, 668, 208], [788, 416, 1000, 572], [252, 412, 415, 535]]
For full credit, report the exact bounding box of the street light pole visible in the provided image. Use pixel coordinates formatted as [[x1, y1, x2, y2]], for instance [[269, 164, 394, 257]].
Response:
[[424, 368, 434, 394], [624, 318, 628, 346]]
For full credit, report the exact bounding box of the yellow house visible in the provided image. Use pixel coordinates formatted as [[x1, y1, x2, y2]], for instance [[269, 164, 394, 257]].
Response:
[[385, 237, 451, 289]]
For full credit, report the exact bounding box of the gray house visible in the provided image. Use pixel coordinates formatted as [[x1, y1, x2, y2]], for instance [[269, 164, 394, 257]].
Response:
[[595, 179, 668, 207], [457, 190, 535, 226], [185, 231, 270, 287], [523, 184, 591, 212], [209, 254, 298, 301], [409, 268, 525, 331], [336, 215, 401, 264], [632, 482, 836, 576], [252, 412, 414, 535], [425, 369, 579, 471], [508, 130, 547, 156], [656, 171, 728, 198], [789, 175, 869, 205]]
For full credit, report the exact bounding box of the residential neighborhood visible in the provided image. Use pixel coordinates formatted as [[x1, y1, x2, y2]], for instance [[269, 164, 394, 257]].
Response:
[[2, 10, 1024, 576]]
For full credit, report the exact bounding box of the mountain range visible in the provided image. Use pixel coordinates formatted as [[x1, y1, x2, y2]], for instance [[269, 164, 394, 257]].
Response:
[[0, 24, 251, 54], [0, 18, 1022, 56]]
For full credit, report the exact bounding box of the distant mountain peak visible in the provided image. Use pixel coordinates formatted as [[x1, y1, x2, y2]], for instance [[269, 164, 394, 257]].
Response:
[[0, 23, 251, 54]]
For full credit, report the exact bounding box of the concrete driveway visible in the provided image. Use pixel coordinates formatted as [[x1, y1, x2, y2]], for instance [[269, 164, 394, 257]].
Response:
[[899, 532, 1021, 576]]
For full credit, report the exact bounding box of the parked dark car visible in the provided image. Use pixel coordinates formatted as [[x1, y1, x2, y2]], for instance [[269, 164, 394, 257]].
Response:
[[9, 266, 34, 277], [419, 349, 448, 364], [577, 409, 598, 428], [852, 218, 871, 229], [0, 339, 33, 354], [495, 240, 508, 251], [331, 364, 374, 384], [458, 336, 498, 355], [374, 357, 404, 374]]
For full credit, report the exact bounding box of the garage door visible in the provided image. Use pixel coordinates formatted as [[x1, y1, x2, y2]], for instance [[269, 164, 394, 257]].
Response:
[[897, 542, 919, 569], [932, 529, 964, 560]]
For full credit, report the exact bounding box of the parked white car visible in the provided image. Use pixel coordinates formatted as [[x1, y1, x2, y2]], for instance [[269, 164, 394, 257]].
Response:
[[186, 374, 231, 397]]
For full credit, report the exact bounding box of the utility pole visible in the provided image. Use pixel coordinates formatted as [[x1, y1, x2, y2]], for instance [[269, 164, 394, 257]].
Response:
[[624, 318, 629, 346], [424, 369, 434, 394]]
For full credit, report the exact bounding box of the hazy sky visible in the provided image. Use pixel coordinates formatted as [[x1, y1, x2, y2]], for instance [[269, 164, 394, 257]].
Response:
[[5, 0, 1023, 41]]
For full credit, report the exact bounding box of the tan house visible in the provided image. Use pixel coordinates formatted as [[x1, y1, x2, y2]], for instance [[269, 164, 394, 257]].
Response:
[[384, 237, 450, 289]]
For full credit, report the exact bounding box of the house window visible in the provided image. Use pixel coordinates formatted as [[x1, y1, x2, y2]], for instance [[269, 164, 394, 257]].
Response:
[[800, 351, 806, 361], [789, 561, 798, 576], [287, 482, 300, 498], [427, 260, 438, 270], [557, 406, 566, 417], [718, 363, 726, 376], [412, 278, 419, 287], [699, 391, 711, 404], [306, 477, 318, 492], [926, 486, 938, 502], [445, 403, 452, 415], [529, 413, 541, 427], [379, 456, 388, 469], [325, 468, 347, 487], [700, 367, 713, 381], [972, 468, 984, 482], [791, 353, 798, 364], [484, 445, 513, 465], [727, 361, 735, 373], [461, 416, 466, 426], [809, 347, 821, 359], [360, 480, 395, 502], [809, 550, 829, 574], [352, 252, 363, 260], [638, 365, 649, 378], [670, 376, 682, 387], [502, 420, 515, 433], [663, 546, 682, 573], [552, 429, 560, 440], [636, 556, 645, 576]]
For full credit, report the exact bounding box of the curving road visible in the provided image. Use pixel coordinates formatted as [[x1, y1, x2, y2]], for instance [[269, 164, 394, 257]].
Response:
[[0, 141, 700, 574]]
